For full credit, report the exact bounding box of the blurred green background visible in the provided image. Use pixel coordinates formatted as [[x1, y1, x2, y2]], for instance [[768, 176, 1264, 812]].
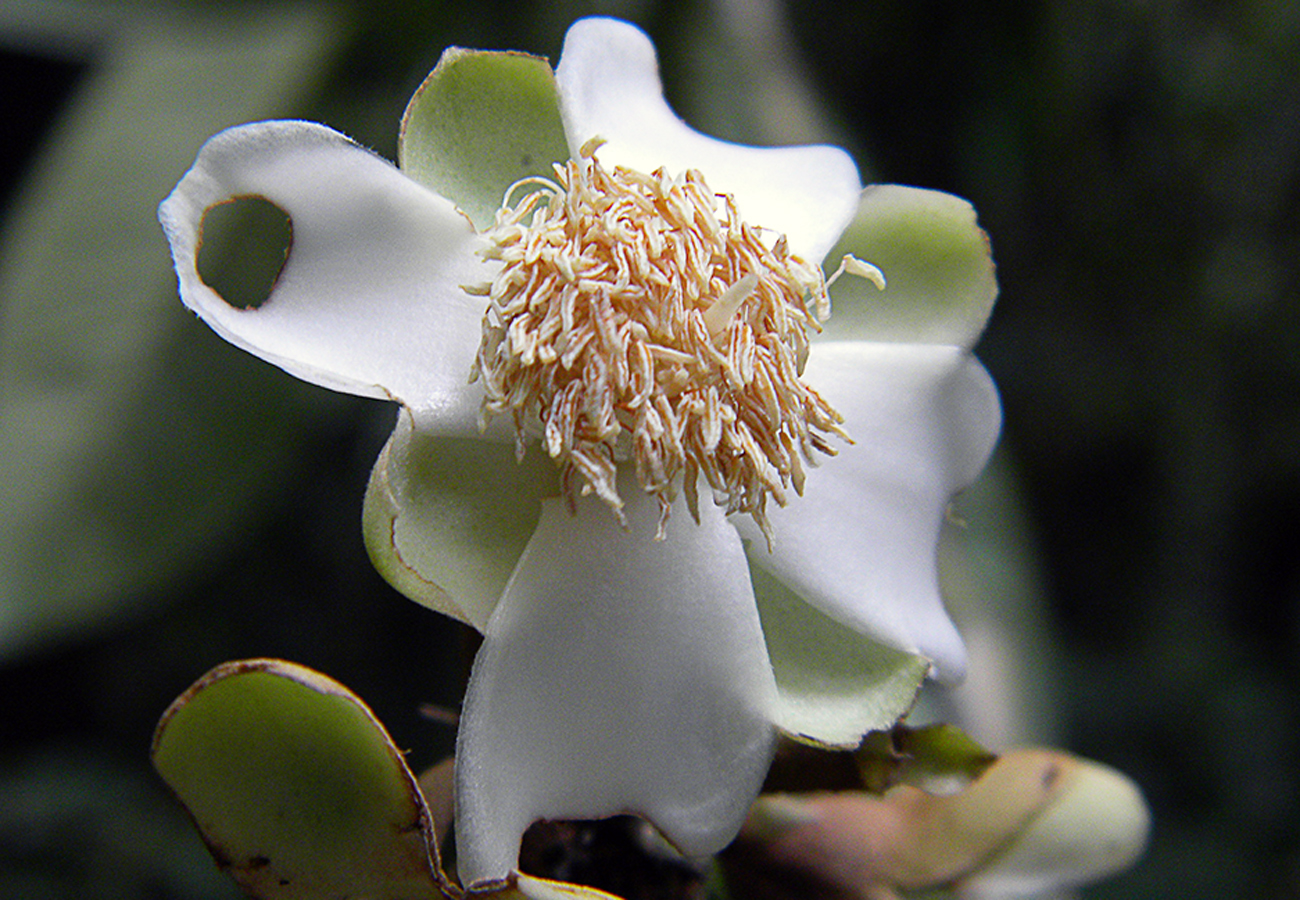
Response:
[[1, 0, 1296, 897]]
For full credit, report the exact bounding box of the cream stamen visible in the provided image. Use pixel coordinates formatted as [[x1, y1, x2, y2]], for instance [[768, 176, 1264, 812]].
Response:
[[471, 147, 863, 543]]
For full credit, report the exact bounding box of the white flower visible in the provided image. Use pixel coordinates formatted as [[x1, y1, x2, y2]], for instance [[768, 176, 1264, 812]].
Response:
[[158, 17, 1001, 890]]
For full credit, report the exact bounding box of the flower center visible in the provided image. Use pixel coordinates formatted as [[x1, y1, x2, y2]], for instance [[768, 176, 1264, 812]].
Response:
[[469, 144, 851, 542]]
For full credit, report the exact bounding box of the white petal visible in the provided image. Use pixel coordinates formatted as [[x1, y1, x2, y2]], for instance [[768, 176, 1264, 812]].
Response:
[[454, 485, 778, 887], [739, 343, 1001, 683], [158, 120, 491, 430], [555, 17, 860, 262]]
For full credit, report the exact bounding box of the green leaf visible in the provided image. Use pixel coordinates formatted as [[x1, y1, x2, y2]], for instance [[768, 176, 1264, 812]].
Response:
[[820, 184, 998, 348], [399, 48, 572, 231], [750, 562, 928, 749], [152, 659, 447, 900]]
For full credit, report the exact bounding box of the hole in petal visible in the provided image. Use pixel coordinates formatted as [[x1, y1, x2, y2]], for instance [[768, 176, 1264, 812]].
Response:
[[196, 194, 292, 310]]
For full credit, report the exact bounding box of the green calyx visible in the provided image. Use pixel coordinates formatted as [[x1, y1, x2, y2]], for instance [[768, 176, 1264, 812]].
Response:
[[400, 47, 572, 231]]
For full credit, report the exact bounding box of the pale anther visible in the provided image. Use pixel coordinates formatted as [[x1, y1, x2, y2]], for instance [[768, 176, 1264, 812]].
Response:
[[470, 147, 857, 543], [702, 274, 760, 337], [827, 253, 887, 291]]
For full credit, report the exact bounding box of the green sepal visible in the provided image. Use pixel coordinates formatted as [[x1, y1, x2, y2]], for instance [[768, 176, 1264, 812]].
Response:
[[750, 562, 928, 749], [821, 184, 998, 348], [151, 659, 448, 900], [400, 48, 572, 231], [857, 722, 998, 794], [362, 412, 555, 632]]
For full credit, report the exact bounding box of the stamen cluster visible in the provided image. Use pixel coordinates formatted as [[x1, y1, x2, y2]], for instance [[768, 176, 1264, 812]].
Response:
[[469, 148, 847, 540]]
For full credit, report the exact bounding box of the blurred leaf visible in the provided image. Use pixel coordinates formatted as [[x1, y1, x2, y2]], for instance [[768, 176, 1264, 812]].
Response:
[[152, 659, 447, 900], [932, 451, 1066, 749], [0, 3, 348, 660], [0, 751, 240, 899]]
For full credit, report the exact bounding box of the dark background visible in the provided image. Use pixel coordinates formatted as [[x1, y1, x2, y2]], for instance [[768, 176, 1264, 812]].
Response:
[[2, 1, 1296, 897]]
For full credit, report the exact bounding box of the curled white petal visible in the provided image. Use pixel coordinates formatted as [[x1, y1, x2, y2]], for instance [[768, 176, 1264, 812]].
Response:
[[555, 17, 861, 262], [740, 342, 1001, 684], [455, 486, 778, 887], [158, 120, 491, 431]]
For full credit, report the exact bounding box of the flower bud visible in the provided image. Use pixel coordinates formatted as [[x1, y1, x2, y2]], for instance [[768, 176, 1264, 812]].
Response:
[[960, 750, 1149, 894], [728, 747, 1148, 899]]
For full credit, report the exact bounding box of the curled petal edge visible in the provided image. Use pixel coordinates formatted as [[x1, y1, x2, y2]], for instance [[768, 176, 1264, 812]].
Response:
[[159, 119, 490, 428]]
